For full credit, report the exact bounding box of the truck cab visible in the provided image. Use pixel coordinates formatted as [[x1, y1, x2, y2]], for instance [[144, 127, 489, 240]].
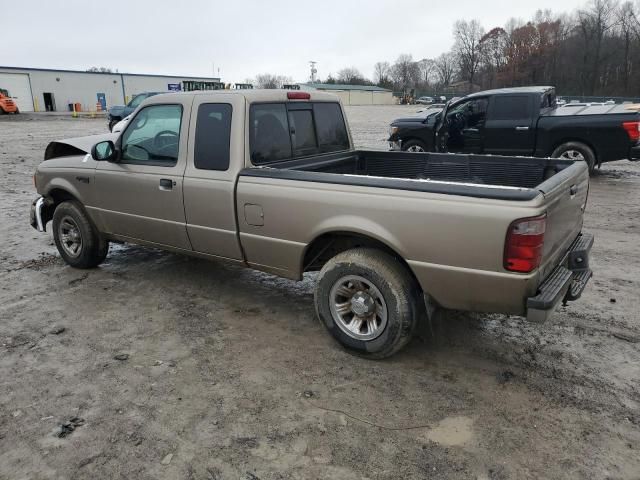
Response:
[[389, 86, 640, 172]]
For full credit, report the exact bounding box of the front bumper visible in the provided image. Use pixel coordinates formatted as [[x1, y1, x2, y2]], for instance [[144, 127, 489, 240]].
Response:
[[526, 232, 594, 322], [30, 196, 46, 232]]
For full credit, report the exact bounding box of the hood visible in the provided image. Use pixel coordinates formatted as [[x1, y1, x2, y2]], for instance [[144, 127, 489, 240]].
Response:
[[108, 105, 126, 116], [44, 133, 118, 160]]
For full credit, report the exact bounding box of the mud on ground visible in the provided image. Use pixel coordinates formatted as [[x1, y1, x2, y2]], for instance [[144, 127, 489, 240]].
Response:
[[1, 108, 639, 479]]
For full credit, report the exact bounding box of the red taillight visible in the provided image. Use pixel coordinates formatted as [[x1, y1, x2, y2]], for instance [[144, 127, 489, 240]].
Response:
[[504, 214, 546, 273], [287, 92, 310, 100], [622, 121, 640, 142]]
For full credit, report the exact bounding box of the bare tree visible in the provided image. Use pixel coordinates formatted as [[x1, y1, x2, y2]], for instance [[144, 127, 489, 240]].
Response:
[[418, 58, 437, 88], [391, 54, 420, 90], [480, 27, 508, 87], [373, 61, 392, 86], [617, 1, 640, 90], [434, 52, 456, 87], [576, 0, 618, 94], [337, 67, 368, 84], [87, 66, 114, 73], [254, 74, 293, 89], [453, 19, 485, 87]]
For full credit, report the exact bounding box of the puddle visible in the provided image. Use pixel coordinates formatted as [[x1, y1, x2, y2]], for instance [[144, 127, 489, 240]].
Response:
[[424, 416, 474, 446]]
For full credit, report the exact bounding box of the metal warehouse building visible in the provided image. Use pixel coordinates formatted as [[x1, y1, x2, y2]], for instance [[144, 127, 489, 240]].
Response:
[[300, 83, 395, 105], [0, 66, 220, 113]]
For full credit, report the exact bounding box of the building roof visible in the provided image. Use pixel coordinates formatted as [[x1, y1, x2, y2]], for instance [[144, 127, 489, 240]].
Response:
[[0, 65, 220, 81], [303, 83, 390, 92]]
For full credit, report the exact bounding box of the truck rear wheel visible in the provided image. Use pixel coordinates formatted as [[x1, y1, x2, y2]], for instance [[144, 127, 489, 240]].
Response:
[[552, 142, 595, 173], [315, 248, 421, 359], [52, 201, 109, 269]]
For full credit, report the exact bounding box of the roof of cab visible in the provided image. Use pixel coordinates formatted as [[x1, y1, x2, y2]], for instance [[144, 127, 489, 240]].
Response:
[[150, 89, 341, 103], [466, 86, 554, 98]]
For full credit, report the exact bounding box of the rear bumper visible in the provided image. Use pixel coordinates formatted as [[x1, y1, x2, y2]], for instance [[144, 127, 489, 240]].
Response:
[[526, 232, 593, 322]]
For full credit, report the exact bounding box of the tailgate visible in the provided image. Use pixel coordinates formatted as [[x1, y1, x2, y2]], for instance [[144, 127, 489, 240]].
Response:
[[537, 161, 590, 280]]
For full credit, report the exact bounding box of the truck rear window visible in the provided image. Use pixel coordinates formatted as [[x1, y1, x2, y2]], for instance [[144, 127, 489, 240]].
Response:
[[250, 102, 349, 164]]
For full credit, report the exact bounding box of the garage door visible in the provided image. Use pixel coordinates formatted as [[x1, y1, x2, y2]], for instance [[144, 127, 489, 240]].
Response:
[[0, 73, 33, 112]]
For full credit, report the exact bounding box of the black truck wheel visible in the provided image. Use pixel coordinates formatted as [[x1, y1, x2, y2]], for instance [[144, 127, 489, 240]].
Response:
[[52, 201, 109, 268], [402, 139, 428, 153], [315, 248, 421, 359], [552, 142, 596, 173]]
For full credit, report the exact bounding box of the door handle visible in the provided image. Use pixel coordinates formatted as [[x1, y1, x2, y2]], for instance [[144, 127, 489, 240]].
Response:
[[515, 126, 530, 131], [159, 178, 175, 191]]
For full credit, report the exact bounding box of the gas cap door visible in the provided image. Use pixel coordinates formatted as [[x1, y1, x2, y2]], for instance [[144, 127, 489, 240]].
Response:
[[244, 203, 264, 226]]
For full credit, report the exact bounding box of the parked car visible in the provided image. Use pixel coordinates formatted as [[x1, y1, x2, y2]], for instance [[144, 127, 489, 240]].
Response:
[[388, 86, 640, 172], [416, 96, 434, 105], [107, 92, 167, 131], [31, 89, 593, 358]]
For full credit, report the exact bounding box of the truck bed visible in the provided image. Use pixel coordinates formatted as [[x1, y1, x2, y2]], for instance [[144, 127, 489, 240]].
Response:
[[242, 150, 578, 201]]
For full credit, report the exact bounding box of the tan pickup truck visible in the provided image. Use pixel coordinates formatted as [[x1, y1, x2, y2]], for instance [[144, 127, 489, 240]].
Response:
[[30, 90, 593, 358]]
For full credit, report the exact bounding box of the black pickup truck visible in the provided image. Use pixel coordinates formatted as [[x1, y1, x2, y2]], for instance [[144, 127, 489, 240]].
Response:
[[388, 86, 640, 172]]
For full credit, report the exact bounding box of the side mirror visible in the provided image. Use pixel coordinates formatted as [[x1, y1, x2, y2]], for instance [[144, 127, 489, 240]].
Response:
[[91, 140, 116, 161]]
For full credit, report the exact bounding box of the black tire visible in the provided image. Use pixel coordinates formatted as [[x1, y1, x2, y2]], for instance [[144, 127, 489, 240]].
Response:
[[402, 139, 428, 153], [52, 201, 109, 268], [108, 118, 119, 132], [551, 141, 596, 173], [315, 248, 422, 359]]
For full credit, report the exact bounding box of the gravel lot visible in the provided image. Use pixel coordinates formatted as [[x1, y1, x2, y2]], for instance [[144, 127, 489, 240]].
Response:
[[1, 107, 639, 479]]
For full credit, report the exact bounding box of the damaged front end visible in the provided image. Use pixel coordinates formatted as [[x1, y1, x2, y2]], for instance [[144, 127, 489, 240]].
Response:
[[30, 196, 55, 232]]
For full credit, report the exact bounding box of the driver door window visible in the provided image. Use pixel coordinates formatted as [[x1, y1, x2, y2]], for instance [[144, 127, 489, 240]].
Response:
[[446, 98, 487, 153], [121, 104, 182, 165]]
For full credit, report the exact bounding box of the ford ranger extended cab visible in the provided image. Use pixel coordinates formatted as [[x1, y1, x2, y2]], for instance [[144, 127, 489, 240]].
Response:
[[31, 90, 593, 358], [389, 86, 640, 172]]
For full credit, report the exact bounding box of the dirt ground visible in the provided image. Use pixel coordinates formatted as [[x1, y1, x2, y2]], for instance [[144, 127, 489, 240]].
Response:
[[1, 107, 639, 480]]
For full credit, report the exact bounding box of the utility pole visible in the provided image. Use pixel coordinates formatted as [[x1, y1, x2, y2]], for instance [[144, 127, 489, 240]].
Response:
[[309, 61, 317, 83]]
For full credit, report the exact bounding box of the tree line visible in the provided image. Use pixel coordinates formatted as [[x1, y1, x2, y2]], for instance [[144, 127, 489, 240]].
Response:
[[328, 0, 640, 97]]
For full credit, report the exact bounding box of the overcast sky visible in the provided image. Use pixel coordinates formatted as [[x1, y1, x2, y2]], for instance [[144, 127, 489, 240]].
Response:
[[4, 0, 588, 83]]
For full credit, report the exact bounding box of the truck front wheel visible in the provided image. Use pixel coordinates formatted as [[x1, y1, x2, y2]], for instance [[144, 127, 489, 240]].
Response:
[[315, 248, 421, 359], [52, 201, 109, 268], [402, 139, 427, 153], [551, 142, 596, 173]]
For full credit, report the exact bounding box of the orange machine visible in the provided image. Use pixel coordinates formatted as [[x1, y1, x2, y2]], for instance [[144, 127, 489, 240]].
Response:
[[0, 88, 19, 114]]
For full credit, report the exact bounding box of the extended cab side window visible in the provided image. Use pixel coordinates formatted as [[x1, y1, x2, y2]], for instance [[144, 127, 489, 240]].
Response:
[[250, 104, 292, 164], [120, 104, 182, 165], [489, 96, 531, 120], [194, 103, 232, 171]]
